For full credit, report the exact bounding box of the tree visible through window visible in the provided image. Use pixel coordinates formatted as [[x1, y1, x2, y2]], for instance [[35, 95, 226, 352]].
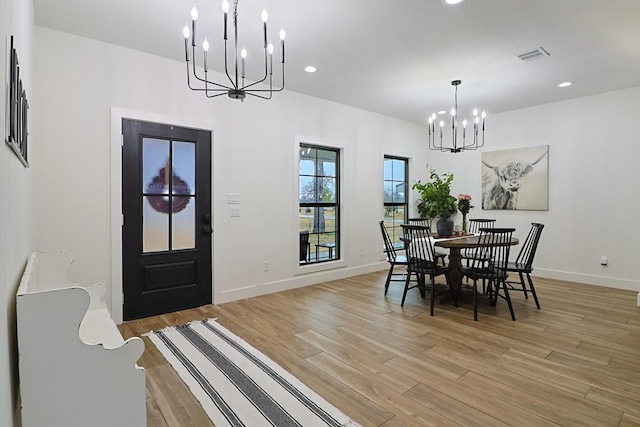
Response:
[[383, 156, 408, 250], [299, 145, 340, 264]]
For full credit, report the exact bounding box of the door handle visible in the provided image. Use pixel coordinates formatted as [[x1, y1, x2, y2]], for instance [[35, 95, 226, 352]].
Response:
[[202, 214, 212, 235]]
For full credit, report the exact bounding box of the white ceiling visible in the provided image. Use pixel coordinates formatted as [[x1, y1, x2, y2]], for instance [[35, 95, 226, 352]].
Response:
[[34, 0, 640, 124]]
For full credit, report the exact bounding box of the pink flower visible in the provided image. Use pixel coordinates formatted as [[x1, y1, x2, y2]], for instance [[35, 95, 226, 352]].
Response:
[[457, 194, 474, 215]]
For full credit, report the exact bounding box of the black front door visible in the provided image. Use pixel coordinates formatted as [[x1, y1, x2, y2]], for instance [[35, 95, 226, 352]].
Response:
[[122, 119, 212, 320]]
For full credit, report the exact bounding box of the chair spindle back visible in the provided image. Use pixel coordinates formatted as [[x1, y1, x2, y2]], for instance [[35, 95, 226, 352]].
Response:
[[379, 220, 398, 262], [468, 218, 497, 234], [467, 227, 515, 272], [515, 223, 545, 269], [401, 224, 437, 264]]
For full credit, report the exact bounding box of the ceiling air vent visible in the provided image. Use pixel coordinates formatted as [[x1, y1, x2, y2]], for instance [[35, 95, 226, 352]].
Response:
[[516, 47, 550, 62]]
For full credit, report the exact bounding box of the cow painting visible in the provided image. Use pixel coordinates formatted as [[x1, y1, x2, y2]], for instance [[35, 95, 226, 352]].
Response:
[[481, 146, 549, 210]]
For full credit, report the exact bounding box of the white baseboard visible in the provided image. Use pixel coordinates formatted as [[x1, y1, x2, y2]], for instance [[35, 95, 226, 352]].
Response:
[[535, 268, 640, 292], [216, 262, 388, 304]]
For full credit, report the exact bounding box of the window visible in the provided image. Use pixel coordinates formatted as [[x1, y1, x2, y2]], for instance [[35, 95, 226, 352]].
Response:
[[383, 156, 408, 250], [299, 144, 340, 264]]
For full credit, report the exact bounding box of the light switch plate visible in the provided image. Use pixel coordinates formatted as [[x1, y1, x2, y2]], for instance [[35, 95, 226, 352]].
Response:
[[227, 193, 241, 204], [230, 206, 240, 217]]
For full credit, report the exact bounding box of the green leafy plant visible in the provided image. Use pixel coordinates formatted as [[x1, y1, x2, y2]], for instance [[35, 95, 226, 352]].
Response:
[[412, 168, 457, 220]]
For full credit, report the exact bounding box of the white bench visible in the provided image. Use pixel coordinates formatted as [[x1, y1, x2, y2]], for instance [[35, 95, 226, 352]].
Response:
[[16, 250, 146, 427]]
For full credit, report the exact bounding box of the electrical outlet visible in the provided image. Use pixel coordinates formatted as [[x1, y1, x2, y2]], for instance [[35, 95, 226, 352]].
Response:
[[600, 256, 608, 266], [263, 261, 270, 272]]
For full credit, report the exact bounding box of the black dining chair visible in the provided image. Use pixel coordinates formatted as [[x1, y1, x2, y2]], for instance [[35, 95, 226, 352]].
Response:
[[460, 227, 516, 321], [462, 218, 497, 289], [467, 218, 497, 234], [299, 230, 311, 263], [505, 223, 545, 309], [379, 220, 412, 295], [407, 218, 448, 267], [400, 224, 451, 314]]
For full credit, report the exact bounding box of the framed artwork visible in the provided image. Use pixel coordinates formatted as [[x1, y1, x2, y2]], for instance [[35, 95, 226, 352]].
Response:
[[481, 145, 549, 210], [5, 35, 29, 167]]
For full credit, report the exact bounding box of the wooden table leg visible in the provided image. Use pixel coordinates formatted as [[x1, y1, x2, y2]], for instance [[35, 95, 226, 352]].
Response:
[[446, 248, 464, 305]]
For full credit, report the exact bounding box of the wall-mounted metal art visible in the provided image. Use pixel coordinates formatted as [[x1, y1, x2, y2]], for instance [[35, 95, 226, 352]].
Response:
[[5, 35, 29, 167]]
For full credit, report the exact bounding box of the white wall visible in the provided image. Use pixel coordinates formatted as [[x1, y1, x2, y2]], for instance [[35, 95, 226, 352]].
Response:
[[0, 0, 34, 425], [33, 27, 431, 322], [33, 26, 639, 330], [429, 87, 640, 291]]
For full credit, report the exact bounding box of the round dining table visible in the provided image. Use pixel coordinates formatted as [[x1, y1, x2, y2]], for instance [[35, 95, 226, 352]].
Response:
[[434, 234, 519, 296]]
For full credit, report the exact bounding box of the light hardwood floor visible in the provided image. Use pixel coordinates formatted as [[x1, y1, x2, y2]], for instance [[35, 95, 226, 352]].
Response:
[[118, 272, 640, 426]]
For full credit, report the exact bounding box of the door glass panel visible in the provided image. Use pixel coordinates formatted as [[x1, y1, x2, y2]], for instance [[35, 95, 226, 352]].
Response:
[[172, 141, 195, 196], [143, 138, 170, 195], [143, 196, 169, 252], [172, 196, 195, 250]]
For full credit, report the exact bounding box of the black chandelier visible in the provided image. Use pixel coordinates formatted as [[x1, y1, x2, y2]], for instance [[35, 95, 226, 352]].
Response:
[[428, 80, 486, 153], [182, 0, 286, 100]]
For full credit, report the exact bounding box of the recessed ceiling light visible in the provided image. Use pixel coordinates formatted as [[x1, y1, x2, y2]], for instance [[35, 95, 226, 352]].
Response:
[[304, 66, 317, 73], [442, 0, 467, 5], [437, 110, 447, 115], [558, 81, 573, 88]]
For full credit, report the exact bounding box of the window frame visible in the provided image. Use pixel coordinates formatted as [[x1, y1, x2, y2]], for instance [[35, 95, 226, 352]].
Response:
[[299, 143, 341, 265], [383, 155, 409, 251]]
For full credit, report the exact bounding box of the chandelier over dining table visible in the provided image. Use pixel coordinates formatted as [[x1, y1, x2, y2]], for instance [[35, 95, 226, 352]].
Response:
[[428, 80, 486, 153], [182, 0, 286, 100]]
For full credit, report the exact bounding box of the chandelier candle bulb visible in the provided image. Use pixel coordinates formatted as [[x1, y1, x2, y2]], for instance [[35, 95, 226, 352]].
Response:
[[262, 10, 268, 48], [183, 25, 190, 61], [280, 27, 286, 63], [222, 0, 229, 39], [268, 43, 274, 74], [202, 38, 209, 72], [190, 7, 198, 47], [241, 47, 246, 80]]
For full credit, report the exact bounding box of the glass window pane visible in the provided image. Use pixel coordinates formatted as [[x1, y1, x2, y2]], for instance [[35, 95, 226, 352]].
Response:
[[315, 233, 336, 261], [300, 157, 315, 175], [172, 196, 195, 250], [299, 176, 315, 203], [143, 138, 170, 195], [172, 141, 195, 196], [392, 159, 405, 181], [143, 196, 169, 252], [299, 207, 313, 233], [322, 207, 336, 232], [310, 206, 336, 233], [394, 182, 406, 203], [322, 160, 336, 177], [318, 149, 336, 177], [383, 182, 393, 203], [383, 159, 393, 180], [319, 178, 336, 203]]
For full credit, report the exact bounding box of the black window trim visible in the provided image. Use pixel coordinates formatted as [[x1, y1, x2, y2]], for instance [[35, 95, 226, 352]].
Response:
[[299, 143, 341, 265]]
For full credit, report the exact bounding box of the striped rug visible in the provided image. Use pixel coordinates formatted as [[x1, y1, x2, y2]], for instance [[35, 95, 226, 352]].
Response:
[[147, 319, 362, 427]]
